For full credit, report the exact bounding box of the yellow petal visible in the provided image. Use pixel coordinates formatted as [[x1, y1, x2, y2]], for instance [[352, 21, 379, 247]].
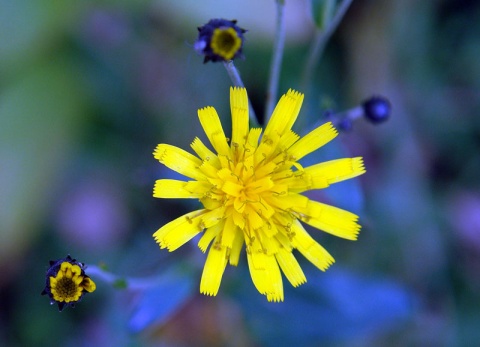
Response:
[[277, 129, 300, 152], [255, 230, 280, 255], [60, 262, 71, 272], [198, 160, 221, 178], [265, 193, 309, 211], [200, 242, 228, 296], [190, 137, 221, 168], [302, 157, 366, 190], [154, 179, 202, 198], [287, 122, 338, 161], [200, 196, 224, 210], [251, 197, 275, 220], [198, 221, 223, 252], [184, 181, 213, 195], [71, 264, 82, 276], [245, 128, 262, 154], [271, 212, 295, 233], [198, 106, 230, 157], [263, 219, 279, 238], [245, 206, 265, 230], [221, 216, 238, 248], [230, 209, 245, 228], [291, 220, 335, 271], [221, 180, 244, 197], [275, 249, 306, 287], [229, 231, 245, 266], [296, 200, 361, 240], [255, 131, 280, 163], [82, 278, 97, 292], [153, 210, 205, 251], [247, 250, 284, 302], [274, 229, 293, 251], [247, 177, 274, 194], [201, 207, 226, 229], [275, 171, 321, 192], [252, 161, 277, 180], [230, 87, 249, 148], [73, 274, 84, 285], [264, 89, 304, 140], [154, 144, 205, 180]]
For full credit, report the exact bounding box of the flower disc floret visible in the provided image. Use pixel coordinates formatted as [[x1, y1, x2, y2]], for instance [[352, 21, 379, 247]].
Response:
[[153, 87, 366, 301]]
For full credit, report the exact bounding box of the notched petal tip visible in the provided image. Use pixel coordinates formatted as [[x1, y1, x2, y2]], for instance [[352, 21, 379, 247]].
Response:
[[266, 292, 284, 302], [200, 289, 218, 297], [353, 157, 367, 175]]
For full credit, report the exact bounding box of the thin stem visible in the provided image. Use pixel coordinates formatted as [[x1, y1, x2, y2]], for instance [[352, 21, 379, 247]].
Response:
[[301, 0, 354, 91], [223, 61, 259, 127], [223, 60, 245, 88], [308, 105, 363, 133], [264, 0, 286, 123], [87, 265, 165, 290]]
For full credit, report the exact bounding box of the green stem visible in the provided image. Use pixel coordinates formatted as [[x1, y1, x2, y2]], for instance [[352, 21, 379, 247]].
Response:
[[223, 61, 259, 127], [301, 0, 354, 92], [87, 265, 164, 290], [264, 0, 286, 123]]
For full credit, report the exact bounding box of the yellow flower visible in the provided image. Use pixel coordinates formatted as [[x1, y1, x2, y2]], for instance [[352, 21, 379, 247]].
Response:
[[41, 255, 96, 311], [153, 87, 365, 301]]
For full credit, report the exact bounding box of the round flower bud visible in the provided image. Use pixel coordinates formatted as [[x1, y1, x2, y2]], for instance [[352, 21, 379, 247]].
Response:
[[195, 19, 246, 63], [362, 96, 391, 123]]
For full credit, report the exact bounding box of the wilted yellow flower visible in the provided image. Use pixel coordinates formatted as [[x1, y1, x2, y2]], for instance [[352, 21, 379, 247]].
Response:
[[153, 87, 365, 301]]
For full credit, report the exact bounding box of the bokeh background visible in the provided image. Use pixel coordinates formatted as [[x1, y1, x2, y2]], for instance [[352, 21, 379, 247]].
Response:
[[1, 0, 479, 346]]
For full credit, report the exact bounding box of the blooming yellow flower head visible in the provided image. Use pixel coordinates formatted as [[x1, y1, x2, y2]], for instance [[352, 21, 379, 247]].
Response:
[[41, 255, 96, 311], [153, 88, 365, 301]]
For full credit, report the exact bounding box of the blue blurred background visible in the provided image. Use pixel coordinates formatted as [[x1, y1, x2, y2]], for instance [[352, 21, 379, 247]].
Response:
[[1, 0, 479, 346]]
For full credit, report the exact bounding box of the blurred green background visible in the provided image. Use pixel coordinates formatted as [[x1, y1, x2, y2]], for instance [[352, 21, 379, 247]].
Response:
[[1, 0, 479, 346]]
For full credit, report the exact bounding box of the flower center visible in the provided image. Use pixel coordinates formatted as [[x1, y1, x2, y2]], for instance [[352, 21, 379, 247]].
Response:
[[54, 277, 81, 301], [211, 27, 242, 60], [216, 159, 277, 222], [48, 262, 86, 303]]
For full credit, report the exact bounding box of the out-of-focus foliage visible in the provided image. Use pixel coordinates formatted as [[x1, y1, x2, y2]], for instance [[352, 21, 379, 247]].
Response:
[[1, 0, 479, 346], [309, 0, 336, 29]]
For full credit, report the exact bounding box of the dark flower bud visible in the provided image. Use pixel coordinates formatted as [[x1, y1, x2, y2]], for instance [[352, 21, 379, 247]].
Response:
[[194, 19, 246, 63], [362, 96, 391, 123]]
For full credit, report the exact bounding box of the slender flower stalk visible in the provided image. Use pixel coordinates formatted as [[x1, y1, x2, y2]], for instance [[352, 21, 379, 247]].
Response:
[[318, 95, 392, 131], [264, 0, 286, 123], [301, 0, 354, 91], [152, 87, 365, 301], [86, 265, 170, 290], [223, 60, 246, 88]]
